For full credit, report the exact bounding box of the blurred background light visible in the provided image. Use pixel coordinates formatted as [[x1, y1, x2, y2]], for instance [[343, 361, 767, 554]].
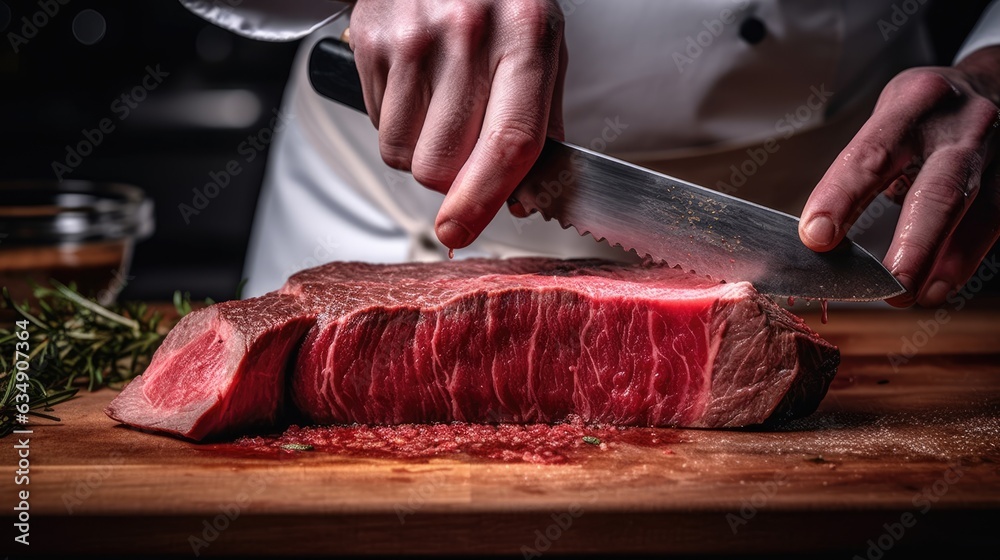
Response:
[[133, 89, 263, 129], [73, 8, 108, 46]]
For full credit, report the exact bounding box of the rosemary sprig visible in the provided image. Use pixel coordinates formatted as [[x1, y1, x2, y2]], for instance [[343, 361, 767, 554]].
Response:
[[0, 282, 199, 438]]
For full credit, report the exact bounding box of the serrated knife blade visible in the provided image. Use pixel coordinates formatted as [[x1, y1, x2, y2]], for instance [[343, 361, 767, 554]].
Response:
[[510, 139, 905, 301]]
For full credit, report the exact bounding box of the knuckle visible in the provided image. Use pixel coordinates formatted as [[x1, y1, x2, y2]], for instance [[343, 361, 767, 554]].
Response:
[[349, 24, 381, 54], [441, 2, 487, 43], [896, 237, 938, 271], [393, 26, 434, 60], [510, 0, 564, 42], [486, 122, 544, 166], [963, 96, 1000, 142], [379, 139, 414, 171], [921, 147, 983, 202], [812, 177, 868, 226], [942, 145, 984, 174], [894, 68, 960, 104], [916, 181, 968, 208], [411, 156, 461, 190], [453, 190, 494, 223], [851, 139, 896, 181]]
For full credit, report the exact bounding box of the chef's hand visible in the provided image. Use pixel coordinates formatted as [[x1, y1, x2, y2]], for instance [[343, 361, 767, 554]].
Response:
[[800, 46, 1000, 307], [348, 0, 567, 249]]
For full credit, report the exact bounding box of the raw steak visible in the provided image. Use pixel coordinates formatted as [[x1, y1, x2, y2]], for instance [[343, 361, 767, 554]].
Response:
[[105, 259, 539, 440], [106, 258, 839, 440], [105, 294, 315, 440], [291, 259, 839, 428]]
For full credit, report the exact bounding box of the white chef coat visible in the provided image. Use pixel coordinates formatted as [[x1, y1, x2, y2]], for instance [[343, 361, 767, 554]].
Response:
[[181, 0, 1000, 298]]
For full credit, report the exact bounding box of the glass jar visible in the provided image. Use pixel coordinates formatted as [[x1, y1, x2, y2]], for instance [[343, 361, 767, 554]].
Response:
[[0, 181, 154, 307]]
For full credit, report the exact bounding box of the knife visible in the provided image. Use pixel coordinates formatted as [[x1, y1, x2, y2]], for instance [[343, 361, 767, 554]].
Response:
[[308, 37, 905, 301]]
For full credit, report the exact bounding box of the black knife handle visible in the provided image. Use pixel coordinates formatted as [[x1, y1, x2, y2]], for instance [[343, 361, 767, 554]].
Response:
[[308, 38, 367, 114]]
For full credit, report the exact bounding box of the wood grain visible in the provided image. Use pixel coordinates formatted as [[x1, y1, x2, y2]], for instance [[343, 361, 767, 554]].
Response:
[[4, 302, 999, 556]]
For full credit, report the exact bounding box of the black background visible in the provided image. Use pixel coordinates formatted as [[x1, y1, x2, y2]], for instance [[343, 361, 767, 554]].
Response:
[[1, 0, 298, 301], [0, 0, 995, 302]]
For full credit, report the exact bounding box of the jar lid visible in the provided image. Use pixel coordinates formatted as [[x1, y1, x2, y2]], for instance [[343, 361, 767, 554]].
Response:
[[0, 181, 155, 245]]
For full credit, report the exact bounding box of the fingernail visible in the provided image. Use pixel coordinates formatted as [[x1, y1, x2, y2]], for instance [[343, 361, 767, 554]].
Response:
[[922, 280, 952, 306], [886, 272, 917, 308], [436, 220, 473, 249], [802, 215, 837, 247], [506, 196, 528, 218]]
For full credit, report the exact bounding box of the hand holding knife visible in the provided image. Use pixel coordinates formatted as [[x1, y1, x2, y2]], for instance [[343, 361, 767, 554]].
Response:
[[307, 36, 904, 302]]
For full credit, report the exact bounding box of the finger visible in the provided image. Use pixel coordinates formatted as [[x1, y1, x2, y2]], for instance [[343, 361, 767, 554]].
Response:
[[507, 197, 530, 218], [799, 118, 917, 252], [884, 159, 922, 204], [883, 146, 983, 307], [916, 160, 1000, 306], [377, 60, 432, 172], [797, 69, 966, 252], [349, 29, 389, 129], [434, 51, 561, 249], [410, 40, 490, 194]]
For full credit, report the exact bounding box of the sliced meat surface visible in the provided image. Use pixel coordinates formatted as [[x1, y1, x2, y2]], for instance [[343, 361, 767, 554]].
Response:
[[106, 258, 839, 440], [105, 294, 315, 440], [291, 260, 839, 428]]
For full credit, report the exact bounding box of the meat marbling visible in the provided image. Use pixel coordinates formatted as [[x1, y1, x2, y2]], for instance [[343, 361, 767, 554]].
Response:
[[105, 258, 839, 441]]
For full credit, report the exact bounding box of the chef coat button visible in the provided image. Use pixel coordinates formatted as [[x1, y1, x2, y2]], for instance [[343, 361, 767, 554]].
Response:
[[739, 16, 767, 45]]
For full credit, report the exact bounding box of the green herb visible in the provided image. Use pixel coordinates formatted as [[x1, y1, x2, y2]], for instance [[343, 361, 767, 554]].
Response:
[[582, 436, 601, 446], [281, 443, 314, 451], [234, 278, 248, 301], [0, 281, 199, 438]]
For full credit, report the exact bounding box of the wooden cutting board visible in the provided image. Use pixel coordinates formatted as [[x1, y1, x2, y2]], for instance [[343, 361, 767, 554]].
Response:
[[5, 302, 999, 556]]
